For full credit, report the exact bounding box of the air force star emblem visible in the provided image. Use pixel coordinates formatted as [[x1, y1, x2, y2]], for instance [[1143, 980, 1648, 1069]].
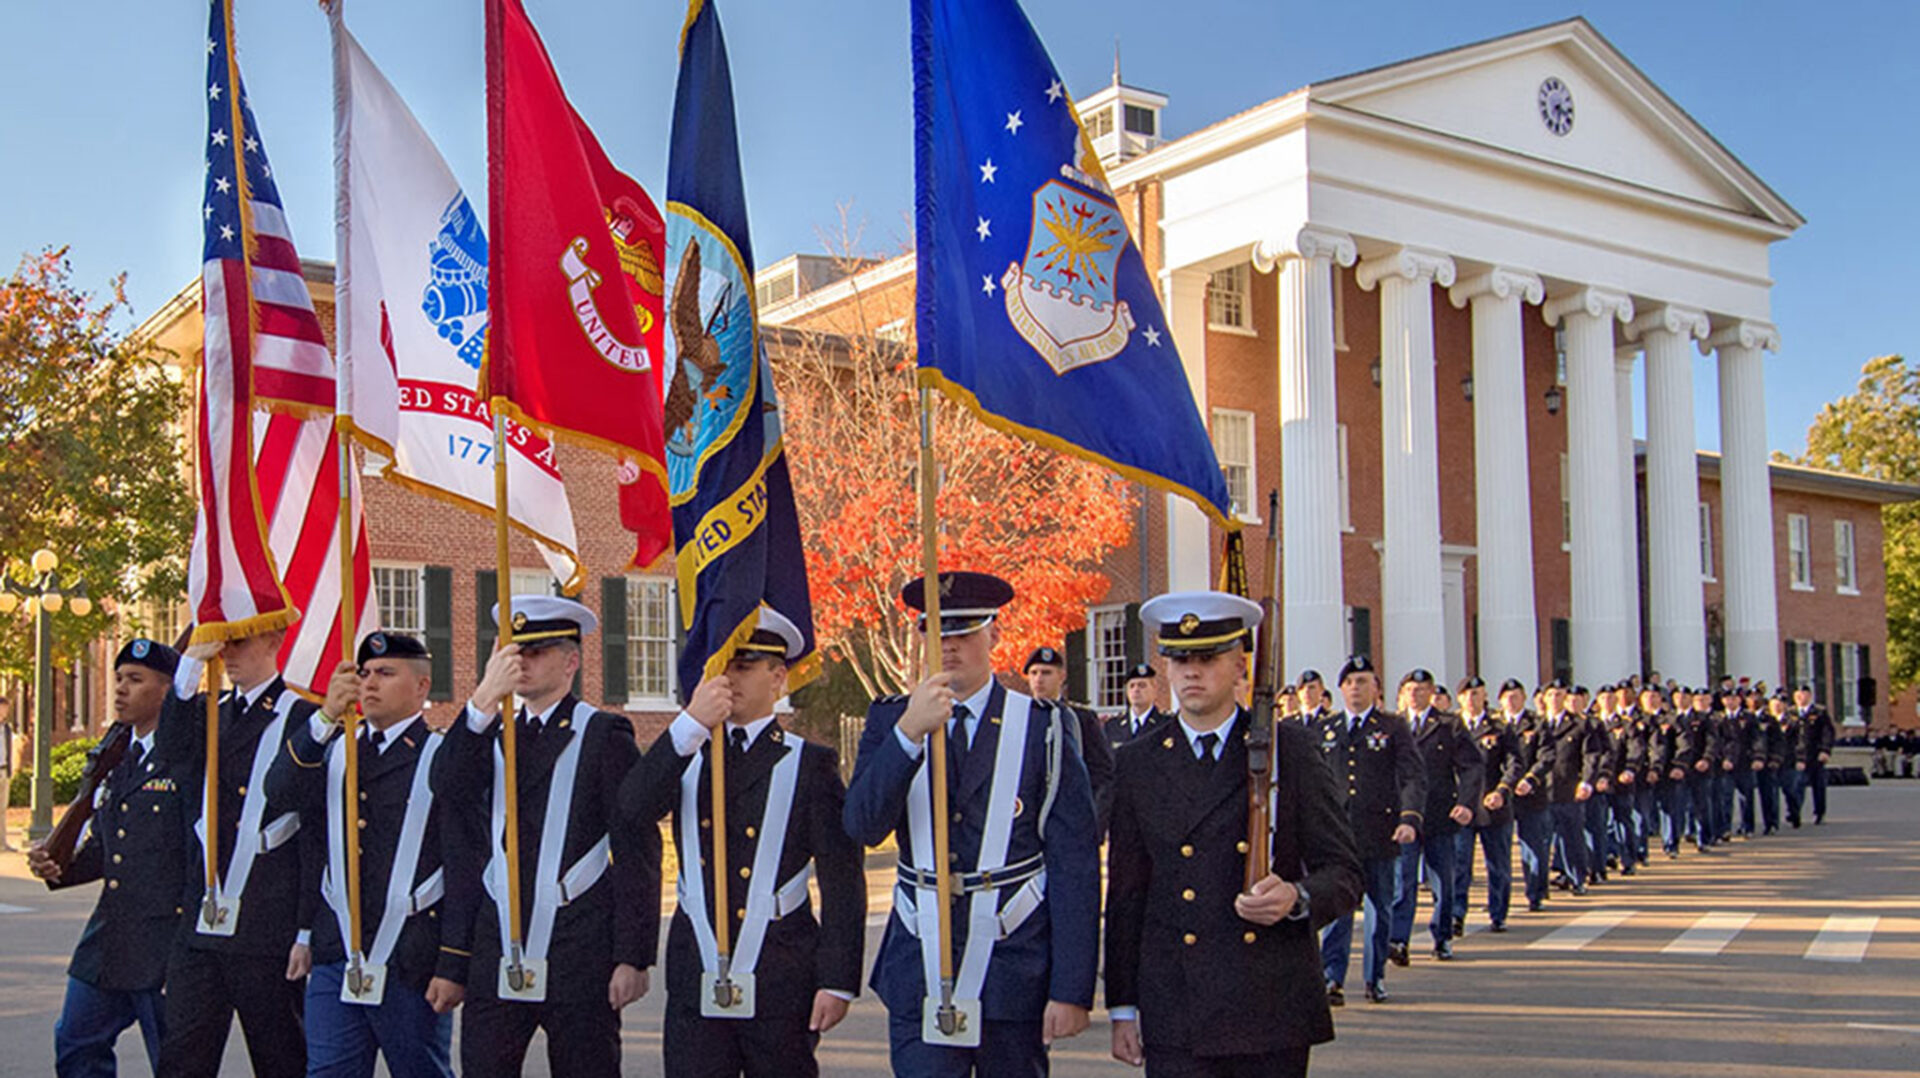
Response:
[[1001, 179, 1134, 375]]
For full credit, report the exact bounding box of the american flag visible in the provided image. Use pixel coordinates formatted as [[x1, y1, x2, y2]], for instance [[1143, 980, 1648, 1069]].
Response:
[[187, 0, 373, 694]]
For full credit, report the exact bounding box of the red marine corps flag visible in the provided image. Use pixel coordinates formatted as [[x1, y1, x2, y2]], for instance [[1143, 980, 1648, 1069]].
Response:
[[483, 0, 671, 569]]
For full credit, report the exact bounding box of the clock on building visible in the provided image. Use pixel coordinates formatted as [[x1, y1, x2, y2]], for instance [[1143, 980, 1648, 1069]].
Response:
[[1538, 77, 1575, 136]]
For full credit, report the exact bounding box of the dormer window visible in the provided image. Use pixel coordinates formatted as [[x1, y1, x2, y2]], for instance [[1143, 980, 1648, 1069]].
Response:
[[1124, 104, 1157, 137]]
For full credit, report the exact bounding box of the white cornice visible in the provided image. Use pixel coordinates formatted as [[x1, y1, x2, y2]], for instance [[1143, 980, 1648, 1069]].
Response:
[[757, 252, 916, 326], [1106, 89, 1310, 188]]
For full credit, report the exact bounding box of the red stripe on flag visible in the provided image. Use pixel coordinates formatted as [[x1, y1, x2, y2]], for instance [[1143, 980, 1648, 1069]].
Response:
[[277, 428, 340, 616], [254, 411, 304, 514], [220, 261, 285, 606], [252, 234, 306, 275], [258, 302, 327, 345]]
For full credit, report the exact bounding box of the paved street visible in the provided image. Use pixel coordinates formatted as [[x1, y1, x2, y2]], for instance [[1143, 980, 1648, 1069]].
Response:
[[3, 771, 1915, 1076]]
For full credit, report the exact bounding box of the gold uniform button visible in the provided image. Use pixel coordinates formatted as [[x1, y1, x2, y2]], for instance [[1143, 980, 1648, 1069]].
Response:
[[953, 813, 963, 824], [1244, 931, 1258, 944], [108, 879, 120, 890], [175, 906, 184, 915], [1179, 845, 1194, 858], [739, 866, 751, 880], [701, 819, 711, 829], [1182, 933, 1197, 946], [745, 826, 757, 839], [1236, 841, 1249, 854], [238, 786, 247, 796], [120, 803, 129, 813], [358, 819, 368, 830], [359, 792, 368, 801], [116, 829, 126, 839], [112, 854, 123, 864], [1181, 889, 1195, 902]]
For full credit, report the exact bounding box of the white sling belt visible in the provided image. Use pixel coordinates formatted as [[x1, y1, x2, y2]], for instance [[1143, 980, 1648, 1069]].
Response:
[[323, 728, 445, 1006], [904, 693, 1032, 1047], [676, 732, 807, 1018], [485, 701, 610, 1002], [194, 693, 302, 937]]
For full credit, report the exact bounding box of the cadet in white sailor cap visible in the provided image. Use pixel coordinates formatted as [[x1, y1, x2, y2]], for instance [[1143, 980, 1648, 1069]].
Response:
[[1105, 591, 1361, 1076], [440, 595, 660, 1078], [622, 606, 868, 1078]]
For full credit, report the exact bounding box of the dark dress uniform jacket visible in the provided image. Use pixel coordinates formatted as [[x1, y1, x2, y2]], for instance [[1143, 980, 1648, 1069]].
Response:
[[621, 723, 867, 1018], [1408, 709, 1484, 837], [266, 716, 469, 992], [1309, 708, 1425, 857], [1062, 701, 1116, 835], [51, 729, 189, 990], [1674, 710, 1721, 771], [158, 677, 315, 958], [1105, 712, 1361, 1057], [843, 683, 1100, 1019], [1506, 711, 1553, 815], [1542, 714, 1600, 803], [1724, 711, 1762, 770], [1104, 708, 1168, 752], [1798, 706, 1837, 764], [1459, 713, 1521, 828], [440, 697, 659, 1000]]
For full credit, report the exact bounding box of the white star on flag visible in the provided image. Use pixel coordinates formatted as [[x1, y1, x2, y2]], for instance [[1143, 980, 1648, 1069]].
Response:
[[208, 83, 222, 100], [203, 204, 213, 220], [219, 225, 235, 241], [1005, 110, 1023, 134], [982, 275, 997, 297], [1046, 79, 1064, 103], [206, 38, 215, 55], [1143, 325, 1162, 347], [210, 129, 228, 147], [262, 165, 271, 178], [213, 175, 231, 194], [979, 159, 997, 183], [244, 135, 259, 153], [976, 216, 992, 241]]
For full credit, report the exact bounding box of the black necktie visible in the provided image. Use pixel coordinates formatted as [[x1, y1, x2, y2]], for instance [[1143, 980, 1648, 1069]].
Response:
[[518, 709, 540, 744], [728, 726, 749, 758], [121, 742, 146, 784], [949, 705, 971, 774], [1197, 732, 1219, 767], [360, 727, 383, 756]]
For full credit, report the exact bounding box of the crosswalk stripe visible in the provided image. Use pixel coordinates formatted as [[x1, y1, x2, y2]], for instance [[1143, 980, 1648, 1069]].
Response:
[[1662, 911, 1755, 955], [0, 903, 34, 914], [1527, 909, 1635, 951], [1805, 915, 1878, 962]]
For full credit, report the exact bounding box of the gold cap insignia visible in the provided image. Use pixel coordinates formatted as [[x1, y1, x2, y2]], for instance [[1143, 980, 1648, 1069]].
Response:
[[512, 611, 529, 631], [1178, 614, 1200, 636]]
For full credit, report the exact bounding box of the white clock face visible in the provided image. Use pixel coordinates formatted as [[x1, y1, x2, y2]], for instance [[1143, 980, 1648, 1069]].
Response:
[[1538, 77, 1574, 136]]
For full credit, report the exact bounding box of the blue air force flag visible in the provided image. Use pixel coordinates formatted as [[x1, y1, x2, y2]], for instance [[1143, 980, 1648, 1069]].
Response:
[[911, 0, 1235, 528], [664, 0, 817, 696]]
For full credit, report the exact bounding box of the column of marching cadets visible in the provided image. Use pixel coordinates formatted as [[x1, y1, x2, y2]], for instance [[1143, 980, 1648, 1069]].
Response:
[[27, 580, 1841, 1078]]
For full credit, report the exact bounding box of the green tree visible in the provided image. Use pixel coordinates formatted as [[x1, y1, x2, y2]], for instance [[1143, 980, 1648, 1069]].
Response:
[[0, 248, 193, 680], [1790, 353, 1920, 692]]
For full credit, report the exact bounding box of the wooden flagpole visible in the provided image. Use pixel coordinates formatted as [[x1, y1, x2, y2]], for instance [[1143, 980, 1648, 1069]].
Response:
[[492, 403, 527, 988], [917, 385, 958, 1034], [202, 655, 224, 929], [709, 689, 734, 1000], [336, 420, 366, 989]]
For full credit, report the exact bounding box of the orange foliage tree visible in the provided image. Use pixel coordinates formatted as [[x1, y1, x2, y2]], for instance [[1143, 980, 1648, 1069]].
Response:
[[770, 293, 1136, 700]]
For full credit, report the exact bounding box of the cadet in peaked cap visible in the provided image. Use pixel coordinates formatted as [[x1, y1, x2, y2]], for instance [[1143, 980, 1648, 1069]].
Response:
[[899, 570, 1012, 638]]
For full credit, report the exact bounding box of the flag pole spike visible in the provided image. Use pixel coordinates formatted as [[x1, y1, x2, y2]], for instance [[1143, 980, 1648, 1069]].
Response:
[[917, 385, 959, 1032], [492, 401, 526, 984]]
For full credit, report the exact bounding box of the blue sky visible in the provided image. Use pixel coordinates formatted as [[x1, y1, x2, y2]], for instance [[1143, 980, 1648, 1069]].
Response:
[[2, 0, 1913, 457]]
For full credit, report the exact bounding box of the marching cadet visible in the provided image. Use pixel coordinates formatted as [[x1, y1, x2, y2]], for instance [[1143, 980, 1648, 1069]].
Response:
[[1450, 677, 1521, 935], [1312, 656, 1423, 1005], [1760, 689, 1791, 834], [1106, 663, 1169, 750], [843, 571, 1099, 1076], [1627, 686, 1662, 865], [1776, 693, 1808, 828], [29, 639, 186, 1077], [155, 625, 316, 1078], [1603, 686, 1649, 874], [1676, 688, 1722, 852], [621, 608, 867, 1078], [1295, 671, 1332, 727], [1645, 686, 1685, 859], [1713, 688, 1742, 844], [1387, 669, 1481, 963], [1726, 689, 1765, 839], [1023, 646, 1116, 835], [263, 633, 464, 1078], [1792, 683, 1837, 824], [1540, 680, 1595, 894], [1576, 686, 1613, 884], [442, 596, 659, 1078], [1104, 591, 1362, 1077], [1502, 681, 1555, 912]]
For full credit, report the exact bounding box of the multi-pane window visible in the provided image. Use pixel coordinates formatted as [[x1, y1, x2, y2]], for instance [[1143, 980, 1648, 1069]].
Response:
[[373, 564, 424, 635], [1211, 409, 1255, 520], [1207, 264, 1250, 331], [1084, 108, 1113, 139], [1787, 514, 1812, 589], [627, 576, 677, 703], [1789, 639, 1814, 687], [1835, 519, 1857, 592], [512, 568, 558, 599], [1123, 104, 1157, 136], [1088, 606, 1129, 710], [1698, 502, 1715, 579], [1836, 644, 1860, 723]]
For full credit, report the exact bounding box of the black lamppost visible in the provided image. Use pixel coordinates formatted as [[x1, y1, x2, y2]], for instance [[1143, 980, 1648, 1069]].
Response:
[[0, 549, 94, 843]]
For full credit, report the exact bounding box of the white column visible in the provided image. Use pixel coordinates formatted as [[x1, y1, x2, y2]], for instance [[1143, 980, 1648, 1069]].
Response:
[[1544, 287, 1634, 682], [1258, 226, 1356, 681], [1449, 267, 1543, 685], [1160, 267, 1213, 592], [1630, 305, 1711, 685], [1614, 347, 1642, 674], [1707, 320, 1782, 683], [1357, 246, 1455, 681]]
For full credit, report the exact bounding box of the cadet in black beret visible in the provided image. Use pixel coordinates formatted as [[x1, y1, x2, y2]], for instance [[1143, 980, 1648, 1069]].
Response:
[[1023, 644, 1115, 835], [1107, 663, 1167, 750], [1295, 669, 1332, 727]]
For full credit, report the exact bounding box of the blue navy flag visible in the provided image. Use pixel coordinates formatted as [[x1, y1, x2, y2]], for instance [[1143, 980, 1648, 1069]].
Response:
[[912, 0, 1235, 528], [664, 0, 817, 696]]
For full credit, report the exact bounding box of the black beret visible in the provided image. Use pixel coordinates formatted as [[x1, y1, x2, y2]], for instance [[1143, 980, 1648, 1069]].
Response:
[[1545, 677, 1570, 691], [1296, 668, 1323, 686], [1124, 663, 1156, 684], [1402, 668, 1435, 686], [115, 638, 179, 677], [358, 631, 430, 667], [1456, 675, 1485, 693], [1498, 677, 1526, 696], [1025, 647, 1065, 671], [1338, 655, 1375, 684]]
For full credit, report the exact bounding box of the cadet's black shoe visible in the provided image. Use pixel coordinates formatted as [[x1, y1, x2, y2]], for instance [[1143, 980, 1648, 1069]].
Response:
[[1451, 918, 1466, 938], [1553, 875, 1572, 892], [1620, 864, 1636, 877], [1527, 899, 1544, 912], [1365, 982, 1389, 1004], [1388, 942, 1410, 967], [1327, 984, 1345, 1007], [1570, 883, 1588, 896], [1489, 922, 1509, 933], [1433, 940, 1454, 961]]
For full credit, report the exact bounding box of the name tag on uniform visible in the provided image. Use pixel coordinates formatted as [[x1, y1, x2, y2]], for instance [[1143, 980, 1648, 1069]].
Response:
[[701, 970, 756, 1019], [498, 956, 547, 1003], [342, 962, 387, 1007], [197, 895, 240, 938]]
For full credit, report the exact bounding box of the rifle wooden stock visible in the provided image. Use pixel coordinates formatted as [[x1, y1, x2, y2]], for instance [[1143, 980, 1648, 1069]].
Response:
[[1243, 490, 1281, 892], [42, 722, 133, 874]]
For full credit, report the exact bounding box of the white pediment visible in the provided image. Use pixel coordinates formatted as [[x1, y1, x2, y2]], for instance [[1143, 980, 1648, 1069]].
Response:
[[1311, 18, 1801, 228]]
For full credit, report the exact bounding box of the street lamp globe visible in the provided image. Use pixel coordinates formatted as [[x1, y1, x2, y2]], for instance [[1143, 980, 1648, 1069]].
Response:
[[40, 592, 63, 614], [31, 548, 59, 575], [69, 596, 93, 617], [0, 592, 16, 615]]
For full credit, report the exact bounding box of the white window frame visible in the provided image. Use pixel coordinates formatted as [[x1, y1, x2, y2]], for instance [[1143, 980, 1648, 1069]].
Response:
[[1789, 639, 1814, 688], [511, 568, 560, 600], [1698, 502, 1715, 581], [1834, 519, 1858, 594], [1836, 643, 1860, 724], [1559, 453, 1571, 552], [1206, 263, 1254, 334], [371, 563, 426, 637], [1787, 513, 1813, 591], [1087, 605, 1129, 712], [1336, 423, 1353, 532], [625, 575, 680, 710], [1211, 408, 1258, 523]]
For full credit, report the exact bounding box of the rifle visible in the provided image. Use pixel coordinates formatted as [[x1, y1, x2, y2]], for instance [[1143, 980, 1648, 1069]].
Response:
[[41, 721, 133, 874], [1244, 490, 1281, 891]]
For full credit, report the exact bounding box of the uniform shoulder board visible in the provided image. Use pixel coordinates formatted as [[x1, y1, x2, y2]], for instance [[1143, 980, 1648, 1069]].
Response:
[[872, 693, 910, 705]]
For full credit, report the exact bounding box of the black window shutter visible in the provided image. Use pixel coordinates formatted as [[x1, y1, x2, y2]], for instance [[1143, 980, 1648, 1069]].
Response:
[[1783, 639, 1797, 687], [1065, 628, 1088, 702], [1550, 618, 1571, 682], [1351, 607, 1372, 662], [1122, 602, 1144, 669], [601, 577, 629, 705], [424, 567, 454, 701], [1818, 642, 1835, 707], [1858, 644, 1877, 709], [475, 570, 497, 676]]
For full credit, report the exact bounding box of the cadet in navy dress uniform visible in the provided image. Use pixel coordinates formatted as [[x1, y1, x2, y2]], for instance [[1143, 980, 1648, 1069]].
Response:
[[1294, 670, 1332, 729], [264, 632, 465, 1078], [1539, 681, 1596, 894], [1675, 689, 1722, 852], [1776, 696, 1808, 828], [1449, 677, 1520, 934], [1387, 668, 1481, 963], [1104, 592, 1362, 1077], [843, 571, 1100, 1077], [1312, 656, 1423, 1005], [1024, 646, 1116, 836], [1792, 684, 1837, 824], [1105, 663, 1169, 751], [1724, 690, 1765, 839], [1760, 690, 1791, 833], [155, 626, 316, 1078], [620, 608, 867, 1078], [29, 640, 186, 1077], [440, 597, 659, 1078], [1504, 682, 1556, 911], [1643, 686, 1683, 858]]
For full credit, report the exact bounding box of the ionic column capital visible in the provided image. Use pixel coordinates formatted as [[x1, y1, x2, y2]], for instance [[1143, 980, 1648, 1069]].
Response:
[[1355, 246, 1456, 292], [1448, 266, 1544, 309], [1626, 304, 1710, 343], [1701, 319, 1781, 356], [1252, 225, 1357, 273], [1543, 286, 1634, 326]]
